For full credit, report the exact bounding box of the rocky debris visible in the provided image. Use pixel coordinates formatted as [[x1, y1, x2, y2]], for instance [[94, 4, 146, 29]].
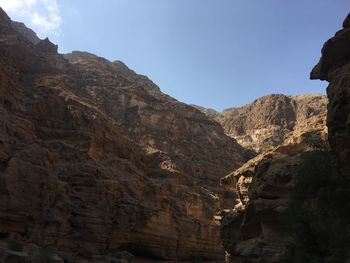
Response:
[[311, 12, 350, 177], [197, 94, 327, 153], [219, 112, 329, 263], [0, 8, 250, 262]]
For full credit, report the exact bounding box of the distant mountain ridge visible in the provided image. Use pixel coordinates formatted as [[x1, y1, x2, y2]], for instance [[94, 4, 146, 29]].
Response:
[[194, 93, 327, 153]]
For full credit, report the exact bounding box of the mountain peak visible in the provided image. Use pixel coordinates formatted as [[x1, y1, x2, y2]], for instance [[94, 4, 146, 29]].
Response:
[[0, 6, 10, 25], [11, 21, 41, 44], [197, 93, 327, 153]]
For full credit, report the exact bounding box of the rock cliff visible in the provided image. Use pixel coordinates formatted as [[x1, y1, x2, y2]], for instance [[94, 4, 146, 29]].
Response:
[[0, 8, 248, 262], [311, 12, 350, 178], [195, 94, 327, 153], [219, 11, 350, 263], [219, 112, 329, 263]]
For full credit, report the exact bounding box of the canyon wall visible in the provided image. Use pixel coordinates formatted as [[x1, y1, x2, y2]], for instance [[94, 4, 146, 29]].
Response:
[[220, 112, 329, 263], [0, 8, 248, 262], [1, 5, 348, 263], [220, 12, 350, 263], [195, 94, 327, 153], [311, 13, 350, 178]]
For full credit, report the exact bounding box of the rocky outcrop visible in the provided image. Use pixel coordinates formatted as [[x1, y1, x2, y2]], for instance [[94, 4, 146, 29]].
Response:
[[10, 21, 40, 45], [212, 94, 327, 153], [219, 11, 350, 263], [0, 8, 248, 262], [219, 112, 329, 263], [62, 51, 248, 189], [311, 12, 350, 177], [191, 105, 219, 120]]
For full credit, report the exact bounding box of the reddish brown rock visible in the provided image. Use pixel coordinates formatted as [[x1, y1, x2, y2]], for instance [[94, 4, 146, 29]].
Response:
[[0, 8, 248, 262], [195, 94, 327, 153], [219, 112, 329, 263]]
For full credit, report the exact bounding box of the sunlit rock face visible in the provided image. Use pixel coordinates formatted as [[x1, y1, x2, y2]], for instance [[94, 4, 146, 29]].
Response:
[[195, 94, 327, 154], [0, 7, 250, 262], [219, 112, 329, 263], [311, 12, 350, 177]]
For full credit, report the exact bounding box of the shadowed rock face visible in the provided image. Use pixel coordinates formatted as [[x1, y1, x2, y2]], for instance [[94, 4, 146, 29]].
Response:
[[219, 12, 350, 262], [0, 8, 249, 262], [219, 113, 329, 263], [194, 94, 327, 153], [311, 12, 350, 177]]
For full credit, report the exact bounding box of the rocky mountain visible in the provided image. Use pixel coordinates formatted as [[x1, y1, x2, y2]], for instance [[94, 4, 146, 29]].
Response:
[[0, 8, 249, 262], [311, 12, 350, 178], [10, 21, 40, 45], [190, 105, 219, 120], [219, 112, 329, 262], [195, 94, 327, 153], [1, 4, 347, 263], [219, 12, 350, 263]]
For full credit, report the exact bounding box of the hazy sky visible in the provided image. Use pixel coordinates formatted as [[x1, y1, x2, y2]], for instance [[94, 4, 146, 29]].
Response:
[[1, 1, 349, 110]]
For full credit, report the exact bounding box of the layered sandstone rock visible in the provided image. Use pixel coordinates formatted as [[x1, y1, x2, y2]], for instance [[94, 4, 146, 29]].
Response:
[[0, 8, 248, 262], [219, 112, 329, 263], [311, 12, 350, 177], [196, 94, 327, 153]]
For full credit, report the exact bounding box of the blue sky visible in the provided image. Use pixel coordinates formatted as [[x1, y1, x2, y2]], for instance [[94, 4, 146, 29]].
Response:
[[1, 1, 349, 110]]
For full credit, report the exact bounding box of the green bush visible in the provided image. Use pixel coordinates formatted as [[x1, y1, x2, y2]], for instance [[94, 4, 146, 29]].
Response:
[[282, 151, 350, 263]]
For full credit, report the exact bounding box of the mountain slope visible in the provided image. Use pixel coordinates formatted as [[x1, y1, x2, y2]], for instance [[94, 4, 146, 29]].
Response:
[[195, 94, 327, 153], [0, 8, 248, 262], [220, 112, 329, 263], [218, 11, 350, 263]]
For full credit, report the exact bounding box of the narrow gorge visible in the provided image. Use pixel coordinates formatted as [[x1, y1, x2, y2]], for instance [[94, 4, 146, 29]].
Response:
[[219, 12, 350, 263], [0, 6, 349, 263]]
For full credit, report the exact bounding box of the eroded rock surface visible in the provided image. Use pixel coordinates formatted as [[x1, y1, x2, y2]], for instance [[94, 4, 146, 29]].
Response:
[[195, 94, 327, 153], [311, 12, 350, 177], [219, 112, 329, 263], [219, 12, 350, 263], [0, 8, 248, 262]]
